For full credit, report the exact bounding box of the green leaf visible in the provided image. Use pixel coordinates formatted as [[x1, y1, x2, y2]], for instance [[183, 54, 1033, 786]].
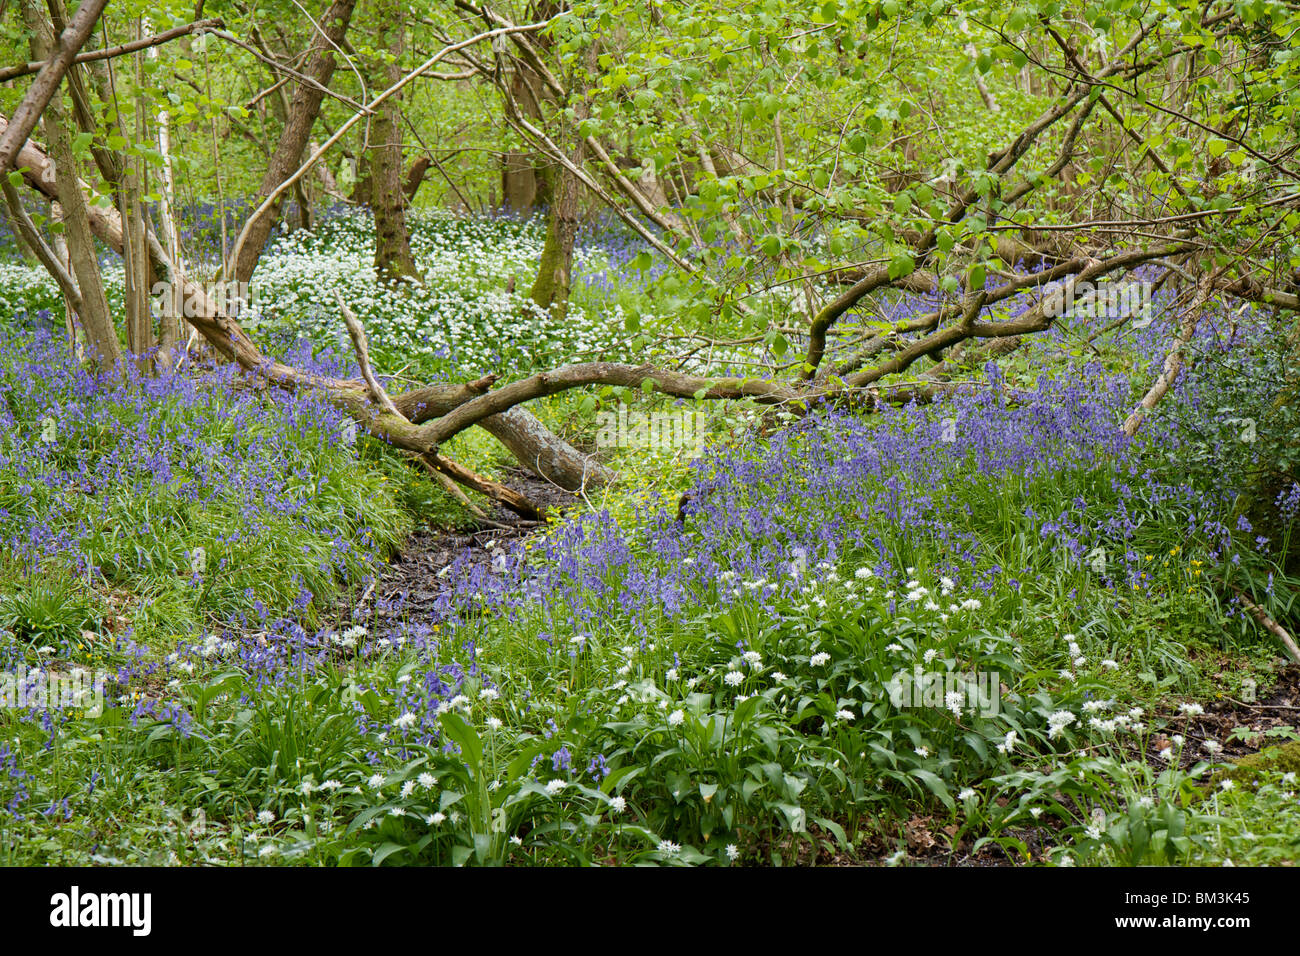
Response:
[[450, 843, 474, 866], [912, 769, 954, 810], [372, 841, 407, 866], [440, 711, 483, 771], [888, 253, 915, 280]]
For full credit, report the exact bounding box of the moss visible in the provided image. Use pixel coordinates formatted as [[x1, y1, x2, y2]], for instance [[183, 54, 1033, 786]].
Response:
[[1209, 739, 1300, 790]]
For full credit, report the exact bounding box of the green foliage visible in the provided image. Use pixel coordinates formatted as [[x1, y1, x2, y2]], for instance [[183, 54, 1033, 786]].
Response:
[[0, 577, 102, 650]]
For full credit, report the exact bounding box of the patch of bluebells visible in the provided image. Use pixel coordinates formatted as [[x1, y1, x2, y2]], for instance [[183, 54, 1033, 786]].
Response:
[[429, 303, 1273, 648], [0, 330, 388, 579], [0, 329, 425, 784], [1, 741, 35, 821]]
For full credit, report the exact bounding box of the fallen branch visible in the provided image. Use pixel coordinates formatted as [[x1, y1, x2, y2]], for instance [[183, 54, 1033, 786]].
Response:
[[411, 454, 517, 530], [427, 454, 545, 521], [1236, 588, 1300, 666], [336, 293, 546, 520]]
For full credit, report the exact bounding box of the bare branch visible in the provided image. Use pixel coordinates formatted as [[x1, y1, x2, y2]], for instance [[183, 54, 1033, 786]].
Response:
[[0, 18, 224, 83]]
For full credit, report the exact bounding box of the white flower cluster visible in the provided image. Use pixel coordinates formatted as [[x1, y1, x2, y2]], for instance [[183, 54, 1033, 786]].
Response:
[[250, 211, 625, 376]]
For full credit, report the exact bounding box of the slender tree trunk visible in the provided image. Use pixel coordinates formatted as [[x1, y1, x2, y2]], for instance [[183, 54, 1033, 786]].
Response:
[[370, 0, 419, 282], [501, 64, 550, 212], [312, 139, 346, 199], [155, 81, 182, 363], [23, 0, 120, 371], [49, 206, 83, 357], [529, 45, 590, 321], [124, 19, 155, 369], [230, 0, 357, 286], [529, 144, 581, 320], [5, 197, 41, 265]]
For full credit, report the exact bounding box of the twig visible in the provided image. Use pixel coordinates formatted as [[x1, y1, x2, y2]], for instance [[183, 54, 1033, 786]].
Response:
[[1235, 588, 1300, 665], [336, 291, 400, 415], [0, 17, 223, 82]]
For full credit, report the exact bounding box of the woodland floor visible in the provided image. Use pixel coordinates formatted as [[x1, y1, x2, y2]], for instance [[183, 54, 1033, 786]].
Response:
[[362, 470, 580, 621], [357, 482, 1300, 867]]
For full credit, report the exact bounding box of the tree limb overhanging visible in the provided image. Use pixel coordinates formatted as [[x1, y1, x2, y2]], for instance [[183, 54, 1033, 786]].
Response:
[[0, 17, 224, 83], [0, 0, 109, 174]]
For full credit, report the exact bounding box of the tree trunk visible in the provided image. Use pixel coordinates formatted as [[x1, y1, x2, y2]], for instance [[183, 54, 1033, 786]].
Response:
[[154, 69, 183, 364], [313, 140, 347, 200], [5, 197, 41, 265], [230, 0, 357, 286], [49, 206, 82, 357], [370, 0, 419, 282], [500, 64, 550, 213], [502, 149, 539, 212], [23, 0, 120, 372], [403, 156, 431, 204], [123, 19, 155, 369], [529, 149, 581, 320], [480, 406, 606, 490]]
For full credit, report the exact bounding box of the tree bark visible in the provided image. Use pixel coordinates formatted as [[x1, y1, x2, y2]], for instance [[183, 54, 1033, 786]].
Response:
[[370, 0, 420, 282], [529, 142, 581, 320], [21, 0, 120, 372], [123, 18, 155, 368], [528, 43, 590, 320], [403, 155, 431, 204], [500, 62, 550, 213]]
